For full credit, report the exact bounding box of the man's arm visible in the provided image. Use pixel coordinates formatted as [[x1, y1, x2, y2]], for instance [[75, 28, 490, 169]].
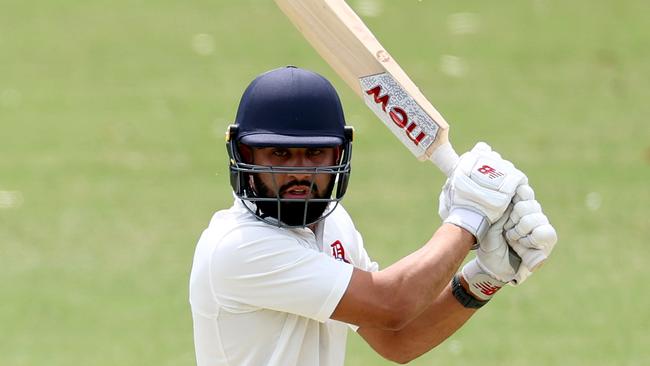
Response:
[[352, 178, 559, 364], [357, 281, 476, 364], [331, 142, 525, 331], [330, 223, 474, 330], [328, 142, 533, 364]]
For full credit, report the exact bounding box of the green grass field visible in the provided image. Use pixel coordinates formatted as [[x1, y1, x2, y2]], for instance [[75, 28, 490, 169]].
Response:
[[1, 1, 649, 365]]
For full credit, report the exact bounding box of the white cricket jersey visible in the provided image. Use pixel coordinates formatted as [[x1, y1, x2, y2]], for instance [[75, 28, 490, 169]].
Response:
[[189, 199, 378, 366]]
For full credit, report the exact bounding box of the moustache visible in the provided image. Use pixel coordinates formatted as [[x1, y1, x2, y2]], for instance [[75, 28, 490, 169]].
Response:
[[279, 180, 319, 195]]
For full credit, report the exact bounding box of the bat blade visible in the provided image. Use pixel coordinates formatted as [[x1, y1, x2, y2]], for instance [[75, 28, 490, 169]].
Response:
[[273, 0, 546, 271], [273, 0, 459, 176]]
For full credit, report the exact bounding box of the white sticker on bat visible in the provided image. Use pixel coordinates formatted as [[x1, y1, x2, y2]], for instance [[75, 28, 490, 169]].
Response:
[[359, 73, 440, 158]]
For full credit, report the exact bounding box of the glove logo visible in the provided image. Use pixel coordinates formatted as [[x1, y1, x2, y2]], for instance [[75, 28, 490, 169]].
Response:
[[473, 281, 501, 296], [477, 165, 504, 179]]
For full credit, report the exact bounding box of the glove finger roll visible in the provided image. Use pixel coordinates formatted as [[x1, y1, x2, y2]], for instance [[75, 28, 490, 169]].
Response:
[[530, 224, 558, 249], [498, 169, 527, 197], [511, 212, 550, 238], [510, 199, 542, 224], [513, 184, 535, 203]]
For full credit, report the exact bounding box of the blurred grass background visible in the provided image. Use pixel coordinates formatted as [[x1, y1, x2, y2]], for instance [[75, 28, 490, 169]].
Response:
[[1, 0, 648, 365]]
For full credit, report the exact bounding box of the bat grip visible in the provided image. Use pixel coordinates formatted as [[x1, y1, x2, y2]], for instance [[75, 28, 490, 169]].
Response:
[[428, 141, 459, 177]]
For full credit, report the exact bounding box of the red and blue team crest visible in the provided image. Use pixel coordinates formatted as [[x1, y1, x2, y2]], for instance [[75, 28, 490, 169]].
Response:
[[330, 240, 350, 264]]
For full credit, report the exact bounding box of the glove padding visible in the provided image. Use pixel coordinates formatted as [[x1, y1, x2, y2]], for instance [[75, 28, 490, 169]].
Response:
[[471, 206, 529, 285], [505, 184, 558, 266], [439, 142, 528, 241], [459, 208, 519, 301], [471, 184, 558, 286]]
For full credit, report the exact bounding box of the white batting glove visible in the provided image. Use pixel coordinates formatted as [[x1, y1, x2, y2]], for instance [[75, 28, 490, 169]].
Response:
[[439, 142, 528, 241], [505, 185, 558, 267], [459, 204, 533, 306], [467, 184, 558, 287], [454, 186, 557, 306], [461, 206, 527, 299]]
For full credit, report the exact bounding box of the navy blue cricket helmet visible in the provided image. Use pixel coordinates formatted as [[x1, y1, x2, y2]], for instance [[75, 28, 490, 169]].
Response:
[[226, 66, 354, 227]]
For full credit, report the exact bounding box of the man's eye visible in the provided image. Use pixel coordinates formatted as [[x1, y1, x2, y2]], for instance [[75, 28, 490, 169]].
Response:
[[273, 149, 289, 157], [307, 149, 322, 156]]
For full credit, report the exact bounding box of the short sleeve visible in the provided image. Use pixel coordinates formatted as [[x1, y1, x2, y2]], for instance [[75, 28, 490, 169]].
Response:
[[210, 229, 353, 322], [353, 230, 379, 272]]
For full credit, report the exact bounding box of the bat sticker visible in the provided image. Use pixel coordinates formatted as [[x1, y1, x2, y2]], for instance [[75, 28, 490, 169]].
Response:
[[359, 73, 440, 156]]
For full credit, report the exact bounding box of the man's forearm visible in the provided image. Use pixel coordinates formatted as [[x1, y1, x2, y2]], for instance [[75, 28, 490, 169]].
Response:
[[356, 223, 478, 363], [376, 223, 474, 319], [331, 223, 474, 329], [358, 282, 477, 364]]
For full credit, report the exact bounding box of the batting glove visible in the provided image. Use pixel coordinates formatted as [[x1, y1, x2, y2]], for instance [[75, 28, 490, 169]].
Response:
[[466, 184, 558, 288], [462, 205, 523, 298], [505, 184, 558, 269], [439, 142, 528, 242]]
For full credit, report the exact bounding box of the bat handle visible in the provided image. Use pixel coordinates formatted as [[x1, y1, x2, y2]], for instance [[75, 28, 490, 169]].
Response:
[[429, 141, 547, 272], [428, 141, 459, 177]]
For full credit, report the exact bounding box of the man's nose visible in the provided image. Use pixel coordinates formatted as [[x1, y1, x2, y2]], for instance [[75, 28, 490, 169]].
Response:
[[287, 168, 312, 182], [286, 153, 314, 179]]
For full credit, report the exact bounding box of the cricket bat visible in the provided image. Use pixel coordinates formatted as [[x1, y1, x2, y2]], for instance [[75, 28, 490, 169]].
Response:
[[273, 0, 546, 270]]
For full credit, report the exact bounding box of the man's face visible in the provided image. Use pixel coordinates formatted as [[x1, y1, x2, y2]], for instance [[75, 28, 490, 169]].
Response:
[[247, 146, 339, 226]]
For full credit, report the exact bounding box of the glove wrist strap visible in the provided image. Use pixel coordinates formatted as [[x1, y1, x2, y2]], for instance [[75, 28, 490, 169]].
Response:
[[444, 207, 489, 244], [460, 259, 506, 301]]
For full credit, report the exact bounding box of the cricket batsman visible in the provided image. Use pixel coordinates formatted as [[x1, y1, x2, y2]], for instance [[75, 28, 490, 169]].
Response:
[[189, 66, 557, 365]]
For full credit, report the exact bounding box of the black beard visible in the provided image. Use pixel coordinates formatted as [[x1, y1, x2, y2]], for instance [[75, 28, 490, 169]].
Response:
[[251, 175, 333, 226]]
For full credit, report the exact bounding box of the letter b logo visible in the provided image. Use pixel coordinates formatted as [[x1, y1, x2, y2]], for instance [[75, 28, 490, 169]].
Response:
[[478, 165, 496, 175]]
